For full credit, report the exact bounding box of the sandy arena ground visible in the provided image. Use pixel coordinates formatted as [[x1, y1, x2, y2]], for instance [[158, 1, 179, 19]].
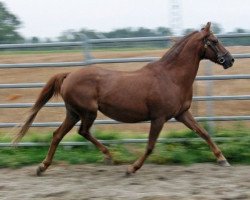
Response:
[[0, 163, 250, 200]]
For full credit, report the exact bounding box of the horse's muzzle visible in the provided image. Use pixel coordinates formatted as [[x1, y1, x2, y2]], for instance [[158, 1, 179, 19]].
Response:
[[221, 53, 235, 69]]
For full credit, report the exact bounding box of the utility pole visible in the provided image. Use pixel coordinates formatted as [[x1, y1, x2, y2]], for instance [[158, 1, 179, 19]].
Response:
[[169, 0, 182, 35]]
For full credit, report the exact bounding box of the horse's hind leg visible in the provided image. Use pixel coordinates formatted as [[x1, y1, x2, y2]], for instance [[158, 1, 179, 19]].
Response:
[[36, 111, 79, 176], [78, 112, 112, 164], [176, 110, 230, 166]]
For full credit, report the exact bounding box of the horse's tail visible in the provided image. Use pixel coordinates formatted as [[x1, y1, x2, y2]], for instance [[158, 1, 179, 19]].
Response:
[[12, 72, 69, 144]]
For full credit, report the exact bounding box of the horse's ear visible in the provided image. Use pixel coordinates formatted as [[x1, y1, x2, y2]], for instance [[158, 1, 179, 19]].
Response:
[[200, 22, 211, 38]]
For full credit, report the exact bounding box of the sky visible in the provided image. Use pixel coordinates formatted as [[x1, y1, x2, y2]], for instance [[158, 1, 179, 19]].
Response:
[[1, 0, 250, 39]]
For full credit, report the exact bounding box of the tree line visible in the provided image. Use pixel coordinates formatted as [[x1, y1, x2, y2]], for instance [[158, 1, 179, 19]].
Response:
[[0, 2, 249, 46]]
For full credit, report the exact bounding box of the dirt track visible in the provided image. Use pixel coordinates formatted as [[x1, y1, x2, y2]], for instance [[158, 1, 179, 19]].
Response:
[[1, 164, 250, 200]]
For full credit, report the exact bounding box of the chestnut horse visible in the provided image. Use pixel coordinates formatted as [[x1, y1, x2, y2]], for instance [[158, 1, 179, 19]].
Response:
[[14, 22, 234, 176]]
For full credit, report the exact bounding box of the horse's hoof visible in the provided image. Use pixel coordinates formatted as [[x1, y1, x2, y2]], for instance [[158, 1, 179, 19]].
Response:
[[36, 166, 45, 176], [104, 157, 113, 165], [125, 170, 132, 177], [125, 165, 135, 177], [217, 160, 231, 167], [125, 168, 134, 177]]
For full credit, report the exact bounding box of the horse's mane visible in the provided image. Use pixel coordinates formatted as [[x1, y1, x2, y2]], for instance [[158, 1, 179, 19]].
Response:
[[160, 31, 199, 62]]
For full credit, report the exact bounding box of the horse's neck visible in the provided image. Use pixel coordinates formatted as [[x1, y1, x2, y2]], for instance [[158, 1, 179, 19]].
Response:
[[162, 42, 202, 89]]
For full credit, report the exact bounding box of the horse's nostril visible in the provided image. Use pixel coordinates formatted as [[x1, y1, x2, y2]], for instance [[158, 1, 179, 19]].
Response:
[[231, 58, 235, 63]]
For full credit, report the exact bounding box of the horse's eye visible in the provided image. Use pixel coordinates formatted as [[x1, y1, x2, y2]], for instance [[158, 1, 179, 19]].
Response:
[[213, 40, 219, 44]]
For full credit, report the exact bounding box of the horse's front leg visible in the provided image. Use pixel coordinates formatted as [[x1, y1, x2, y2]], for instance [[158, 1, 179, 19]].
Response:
[[176, 110, 230, 166], [126, 117, 165, 175]]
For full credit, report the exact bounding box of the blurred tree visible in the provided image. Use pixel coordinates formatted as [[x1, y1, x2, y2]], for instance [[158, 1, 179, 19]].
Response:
[[58, 27, 174, 41], [183, 28, 195, 35], [211, 22, 223, 34], [45, 38, 52, 43], [57, 29, 77, 41], [0, 2, 24, 43], [79, 28, 99, 39], [234, 28, 247, 33], [58, 29, 100, 41], [133, 27, 154, 37], [156, 27, 172, 36], [103, 28, 134, 38], [31, 37, 40, 43]]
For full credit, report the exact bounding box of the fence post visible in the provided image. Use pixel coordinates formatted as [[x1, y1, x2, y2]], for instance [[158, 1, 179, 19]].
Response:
[[192, 82, 199, 117], [81, 34, 96, 135], [81, 34, 92, 61], [205, 61, 215, 134]]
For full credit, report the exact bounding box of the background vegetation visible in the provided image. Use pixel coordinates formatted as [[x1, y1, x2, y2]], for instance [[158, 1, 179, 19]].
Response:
[[1, 125, 250, 168]]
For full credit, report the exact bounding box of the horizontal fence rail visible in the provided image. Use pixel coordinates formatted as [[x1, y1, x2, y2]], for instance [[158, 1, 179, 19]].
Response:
[[1, 95, 250, 109], [0, 54, 250, 69], [0, 57, 157, 69], [1, 33, 250, 49], [2, 136, 250, 147], [1, 74, 250, 89], [1, 116, 250, 128]]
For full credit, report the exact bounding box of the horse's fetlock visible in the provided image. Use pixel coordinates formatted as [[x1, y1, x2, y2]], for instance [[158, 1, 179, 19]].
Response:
[[42, 160, 51, 168], [102, 148, 109, 155]]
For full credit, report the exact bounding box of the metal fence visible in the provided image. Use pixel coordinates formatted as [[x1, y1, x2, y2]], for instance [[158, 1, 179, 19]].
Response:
[[0, 33, 249, 146]]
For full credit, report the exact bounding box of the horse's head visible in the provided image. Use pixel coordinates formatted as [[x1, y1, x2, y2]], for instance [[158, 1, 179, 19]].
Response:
[[200, 22, 234, 69]]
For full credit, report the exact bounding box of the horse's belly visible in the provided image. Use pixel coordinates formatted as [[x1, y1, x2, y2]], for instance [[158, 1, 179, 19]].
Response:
[[98, 103, 149, 123]]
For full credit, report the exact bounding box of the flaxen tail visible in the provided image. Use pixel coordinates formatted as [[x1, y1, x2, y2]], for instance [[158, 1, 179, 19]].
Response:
[[12, 72, 69, 144]]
